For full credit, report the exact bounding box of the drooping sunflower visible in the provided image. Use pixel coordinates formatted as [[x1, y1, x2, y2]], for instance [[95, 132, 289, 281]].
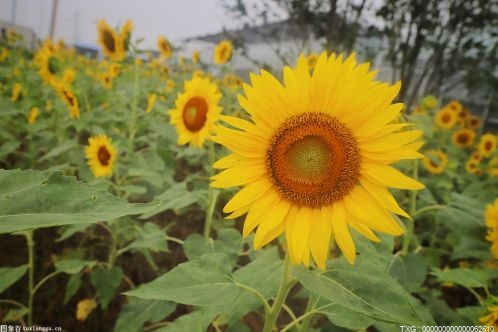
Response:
[[485, 198, 498, 259], [119, 19, 133, 52], [97, 19, 124, 61], [434, 107, 457, 129], [157, 36, 173, 59], [479, 305, 498, 328], [452, 128, 476, 148], [85, 134, 117, 178], [169, 77, 222, 147], [211, 53, 424, 269], [422, 150, 448, 175], [55, 82, 80, 119], [477, 133, 497, 157], [213, 39, 233, 65]]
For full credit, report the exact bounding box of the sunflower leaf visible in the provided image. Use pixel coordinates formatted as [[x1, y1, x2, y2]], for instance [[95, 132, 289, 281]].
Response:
[[114, 298, 176, 332], [0, 265, 28, 294], [0, 169, 159, 233]]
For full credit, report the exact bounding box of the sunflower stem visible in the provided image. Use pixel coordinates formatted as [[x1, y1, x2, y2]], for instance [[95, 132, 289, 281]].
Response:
[[204, 140, 218, 239], [127, 58, 139, 153], [402, 159, 419, 254], [25, 230, 35, 326], [262, 252, 294, 332]]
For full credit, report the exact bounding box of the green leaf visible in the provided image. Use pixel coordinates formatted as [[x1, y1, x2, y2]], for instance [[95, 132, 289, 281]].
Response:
[[216, 228, 243, 256], [0, 169, 159, 233], [319, 301, 375, 330], [37, 140, 79, 162], [56, 223, 92, 242], [55, 259, 96, 274], [64, 273, 82, 304], [153, 308, 218, 332], [0, 265, 28, 293], [121, 222, 169, 253], [451, 236, 491, 261], [0, 141, 20, 158], [431, 268, 489, 288], [114, 298, 176, 332], [183, 229, 243, 263], [2, 307, 29, 322], [90, 266, 124, 309], [389, 253, 428, 293], [125, 253, 238, 306]]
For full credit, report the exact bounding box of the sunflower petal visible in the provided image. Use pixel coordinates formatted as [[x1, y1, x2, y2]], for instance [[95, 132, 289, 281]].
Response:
[[331, 203, 356, 264]]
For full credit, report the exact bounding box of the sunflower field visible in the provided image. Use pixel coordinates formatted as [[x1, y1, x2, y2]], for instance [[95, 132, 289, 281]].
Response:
[[1, 17, 498, 332]]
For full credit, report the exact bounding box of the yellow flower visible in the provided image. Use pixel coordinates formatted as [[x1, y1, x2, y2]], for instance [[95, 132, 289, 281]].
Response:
[[411, 106, 426, 115], [27, 107, 40, 124], [100, 73, 112, 89], [0, 47, 9, 62], [465, 159, 481, 175], [223, 74, 243, 90], [146, 93, 157, 113], [108, 63, 121, 78], [63, 68, 76, 84], [420, 95, 438, 110], [445, 100, 462, 114], [485, 198, 498, 259], [477, 133, 497, 157], [306, 53, 319, 70], [169, 77, 222, 147], [119, 19, 133, 52], [434, 107, 458, 129], [452, 128, 476, 148], [422, 150, 448, 175], [211, 53, 424, 269], [76, 298, 98, 321], [468, 115, 481, 130], [480, 305, 498, 328], [11, 83, 22, 102], [166, 79, 175, 92], [488, 157, 498, 177], [213, 39, 233, 65], [97, 19, 125, 61], [55, 82, 80, 119], [192, 49, 200, 63], [85, 134, 117, 177], [157, 36, 173, 59]]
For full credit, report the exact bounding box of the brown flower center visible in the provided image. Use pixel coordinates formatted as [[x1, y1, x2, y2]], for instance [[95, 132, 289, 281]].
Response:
[[457, 133, 469, 145], [484, 141, 492, 151], [442, 113, 451, 123], [266, 112, 360, 208], [98, 146, 111, 166], [182, 96, 208, 132], [102, 30, 116, 53]]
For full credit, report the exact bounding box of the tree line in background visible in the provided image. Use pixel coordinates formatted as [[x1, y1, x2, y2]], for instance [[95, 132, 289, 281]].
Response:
[[220, 0, 497, 114]]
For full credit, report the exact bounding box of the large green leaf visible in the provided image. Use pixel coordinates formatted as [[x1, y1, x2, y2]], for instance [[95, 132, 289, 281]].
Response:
[[0, 169, 158, 233], [120, 222, 169, 253], [90, 266, 124, 309], [154, 308, 218, 332], [431, 268, 489, 288], [0, 265, 28, 293], [55, 259, 96, 274], [125, 253, 239, 306], [114, 298, 176, 332], [389, 253, 428, 293]]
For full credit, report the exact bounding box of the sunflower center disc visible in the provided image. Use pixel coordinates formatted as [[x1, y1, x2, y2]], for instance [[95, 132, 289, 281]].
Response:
[[103, 30, 116, 53], [182, 96, 208, 132], [485, 141, 492, 151], [98, 146, 111, 166], [266, 112, 360, 208]]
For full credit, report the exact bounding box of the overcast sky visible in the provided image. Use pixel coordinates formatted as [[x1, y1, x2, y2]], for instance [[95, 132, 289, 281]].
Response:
[[0, 0, 265, 48]]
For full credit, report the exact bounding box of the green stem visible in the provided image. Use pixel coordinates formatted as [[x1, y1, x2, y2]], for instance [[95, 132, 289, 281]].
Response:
[[402, 160, 419, 254], [299, 295, 318, 331], [281, 303, 334, 332], [99, 222, 118, 267], [127, 60, 139, 153], [203, 141, 218, 239], [32, 271, 61, 295], [25, 230, 34, 326], [262, 253, 294, 332], [0, 299, 27, 309], [235, 281, 272, 315], [413, 204, 446, 217]]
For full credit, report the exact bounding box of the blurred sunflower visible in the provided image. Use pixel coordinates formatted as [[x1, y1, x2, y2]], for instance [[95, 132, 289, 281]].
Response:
[[420, 95, 438, 110], [169, 77, 222, 147], [56, 82, 80, 119], [465, 159, 481, 175], [435, 108, 457, 129], [145, 93, 157, 113], [157, 36, 173, 59], [119, 20, 133, 52], [452, 128, 476, 148], [35, 48, 60, 85], [85, 134, 117, 178], [477, 133, 497, 157], [468, 115, 481, 130], [97, 19, 124, 61], [11, 83, 22, 102], [485, 198, 498, 259], [479, 305, 498, 328], [445, 100, 462, 114], [422, 150, 448, 175], [192, 49, 200, 63], [211, 53, 424, 269], [213, 39, 233, 65], [488, 157, 498, 177], [63, 68, 76, 84], [27, 107, 40, 124]]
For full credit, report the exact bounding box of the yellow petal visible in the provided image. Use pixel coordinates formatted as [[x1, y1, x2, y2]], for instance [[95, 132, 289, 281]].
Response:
[[362, 164, 425, 190], [243, 190, 280, 238], [309, 207, 332, 271], [291, 207, 312, 264], [223, 178, 272, 213], [254, 199, 290, 249], [331, 203, 356, 264], [211, 165, 265, 188], [360, 177, 410, 219]]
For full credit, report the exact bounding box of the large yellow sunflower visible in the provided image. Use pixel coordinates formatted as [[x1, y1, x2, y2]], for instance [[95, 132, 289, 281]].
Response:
[[452, 128, 476, 148], [479, 305, 498, 328], [478, 133, 497, 157], [85, 134, 117, 178], [213, 39, 233, 65], [422, 149, 448, 175], [157, 36, 173, 59], [434, 107, 458, 129], [97, 19, 124, 61], [169, 77, 222, 147], [211, 53, 424, 269], [485, 198, 498, 259]]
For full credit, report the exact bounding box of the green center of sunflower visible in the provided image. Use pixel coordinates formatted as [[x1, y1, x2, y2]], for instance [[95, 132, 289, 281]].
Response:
[[102, 30, 116, 53], [182, 96, 208, 132], [48, 56, 59, 75], [266, 112, 360, 208], [97, 146, 111, 166]]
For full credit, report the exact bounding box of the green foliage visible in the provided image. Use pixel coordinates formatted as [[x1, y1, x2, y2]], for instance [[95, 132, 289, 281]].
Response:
[[0, 265, 27, 293]]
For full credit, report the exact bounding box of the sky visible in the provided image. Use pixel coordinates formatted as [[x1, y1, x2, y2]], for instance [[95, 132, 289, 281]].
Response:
[[0, 0, 256, 49]]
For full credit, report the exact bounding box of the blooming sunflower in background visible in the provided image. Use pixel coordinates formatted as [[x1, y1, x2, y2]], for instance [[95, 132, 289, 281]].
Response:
[[211, 52, 424, 269], [445, 100, 462, 114], [435, 107, 458, 130], [55, 82, 80, 119], [422, 150, 448, 175], [452, 128, 476, 148], [465, 159, 482, 175], [119, 19, 133, 52], [213, 39, 233, 65], [169, 77, 222, 147], [488, 157, 498, 177], [145, 93, 157, 113], [11, 83, 22, 102], [485, 198, 498, 259], [192, 49, 200, 63], [157, 36, 173, 59], [478, 133, 497, 157], [97, 19, 124, 61], [420, 94, 438, 111], [27, 107, 40, 124], [85, 134, 117, 178]]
